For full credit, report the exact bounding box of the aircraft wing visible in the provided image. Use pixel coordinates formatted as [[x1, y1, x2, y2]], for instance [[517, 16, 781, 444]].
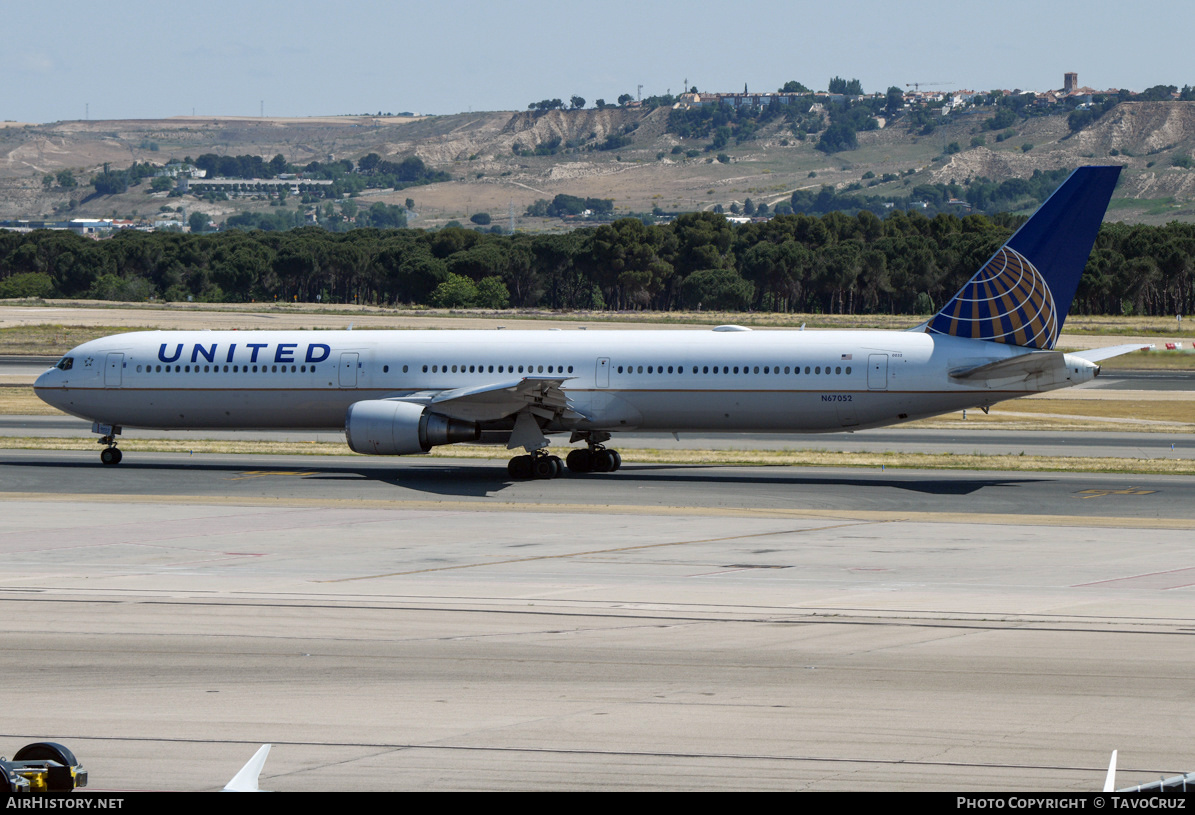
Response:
[[421, 375, 584, 423]]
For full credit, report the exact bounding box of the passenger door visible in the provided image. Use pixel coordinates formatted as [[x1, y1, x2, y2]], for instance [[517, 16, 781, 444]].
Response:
[[595, 357, 610, 388], [867, 354, 888, 390], [105, 353, 124, 388], [339, 353, 358, 388]]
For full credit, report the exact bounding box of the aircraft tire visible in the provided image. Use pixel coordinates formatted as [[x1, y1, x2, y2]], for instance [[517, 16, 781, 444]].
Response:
[[100, 448, 120, 466], [533, 456, 557, 479], [592, 450, 614, 473], [508, 455, 533, 480], [566, 449, 592, 473]]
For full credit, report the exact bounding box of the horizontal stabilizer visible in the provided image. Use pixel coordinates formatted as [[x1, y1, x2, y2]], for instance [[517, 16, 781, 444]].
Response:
[[949, 351, 1065, 381], [1069, 343, 1153, 363]]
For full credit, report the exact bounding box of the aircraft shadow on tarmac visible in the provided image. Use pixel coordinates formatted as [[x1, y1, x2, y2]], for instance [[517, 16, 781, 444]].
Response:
[[2, 456, 1042, 498], [358, 464, 1039, 496]]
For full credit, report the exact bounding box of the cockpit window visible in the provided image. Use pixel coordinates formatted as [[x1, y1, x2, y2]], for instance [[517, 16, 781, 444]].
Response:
[[56, 357, 74, 371]]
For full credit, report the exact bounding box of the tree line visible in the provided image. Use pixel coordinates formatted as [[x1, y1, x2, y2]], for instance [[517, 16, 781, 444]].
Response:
[[665, 78, 1195, 157], [1, 211, 1193, 318], [666, 77, 898, 156], [790, 168, 1074, 219], [55, 153, 450, 206]]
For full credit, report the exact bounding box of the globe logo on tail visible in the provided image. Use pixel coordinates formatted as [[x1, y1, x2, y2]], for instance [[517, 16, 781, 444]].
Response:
[[927, 245, 1058, 350]]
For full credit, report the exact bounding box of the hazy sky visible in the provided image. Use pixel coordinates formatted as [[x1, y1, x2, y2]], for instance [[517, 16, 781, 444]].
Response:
[[5, 0, 1193, 123]]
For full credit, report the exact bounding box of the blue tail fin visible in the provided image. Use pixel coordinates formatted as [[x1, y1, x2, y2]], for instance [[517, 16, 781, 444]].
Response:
[[926, 166, 1121, 349]]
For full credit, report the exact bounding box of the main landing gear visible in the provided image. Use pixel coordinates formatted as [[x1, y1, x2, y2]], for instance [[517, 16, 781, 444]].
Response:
[[564, 446, 621, 474], [504, 420, 622, 481], [507, 450, 563, 480], [506, 441, 623, 480], [564, 431, 622, 474], [93, 423, 123, 465]]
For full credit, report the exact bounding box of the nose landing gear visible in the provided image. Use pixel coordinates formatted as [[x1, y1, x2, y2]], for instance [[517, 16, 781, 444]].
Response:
[[93, 423, 123, 465]]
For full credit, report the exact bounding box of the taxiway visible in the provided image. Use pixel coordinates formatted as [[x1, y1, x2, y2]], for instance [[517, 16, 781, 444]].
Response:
[[1, 451, 1193, 791]]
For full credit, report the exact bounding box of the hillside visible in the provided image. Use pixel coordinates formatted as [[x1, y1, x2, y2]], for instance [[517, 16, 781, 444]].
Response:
[[932, 103, 1195, 216], [3, 102, 1195, 227]]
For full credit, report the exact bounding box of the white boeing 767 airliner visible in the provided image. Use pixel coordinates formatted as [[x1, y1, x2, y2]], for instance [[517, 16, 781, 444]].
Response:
[[35, 166, 1142, 479]]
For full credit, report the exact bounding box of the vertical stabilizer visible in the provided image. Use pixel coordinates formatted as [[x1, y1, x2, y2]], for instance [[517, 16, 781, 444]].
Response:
[[927, 166, 1121, 349]]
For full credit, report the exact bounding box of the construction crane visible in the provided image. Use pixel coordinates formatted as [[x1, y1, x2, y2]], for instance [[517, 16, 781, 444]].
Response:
[[906, 82, 953, 91]]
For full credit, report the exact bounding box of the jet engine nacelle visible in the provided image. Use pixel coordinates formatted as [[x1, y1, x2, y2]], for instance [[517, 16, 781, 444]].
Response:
[[345, 400, 480, 455]]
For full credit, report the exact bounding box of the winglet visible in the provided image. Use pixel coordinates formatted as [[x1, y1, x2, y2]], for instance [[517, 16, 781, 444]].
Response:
[[1104, 749, 1117, 792], [223, 744, 271, 792]]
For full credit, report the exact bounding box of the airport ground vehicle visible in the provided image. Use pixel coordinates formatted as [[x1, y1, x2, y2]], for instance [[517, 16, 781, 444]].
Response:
[[0, 742, 88, 793]]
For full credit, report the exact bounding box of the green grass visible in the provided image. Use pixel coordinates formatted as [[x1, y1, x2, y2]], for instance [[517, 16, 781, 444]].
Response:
[[1106, 196, 1195, 225], [1108, 196, 1180, 215]]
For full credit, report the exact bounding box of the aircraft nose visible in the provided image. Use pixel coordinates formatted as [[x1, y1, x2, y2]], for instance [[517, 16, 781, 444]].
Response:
[[33, 365, 67, 411], [33, 360, 67, 396]]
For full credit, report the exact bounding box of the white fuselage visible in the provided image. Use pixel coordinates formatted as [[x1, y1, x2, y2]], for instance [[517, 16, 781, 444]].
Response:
[[33, 328, 1097, 436]]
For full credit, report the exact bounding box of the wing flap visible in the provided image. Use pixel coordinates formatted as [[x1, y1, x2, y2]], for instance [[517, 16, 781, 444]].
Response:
[[424, 375, 582, 422]]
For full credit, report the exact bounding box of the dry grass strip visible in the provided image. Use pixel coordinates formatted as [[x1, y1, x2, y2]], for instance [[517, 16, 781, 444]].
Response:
[[3, 436, 1193, 475]]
